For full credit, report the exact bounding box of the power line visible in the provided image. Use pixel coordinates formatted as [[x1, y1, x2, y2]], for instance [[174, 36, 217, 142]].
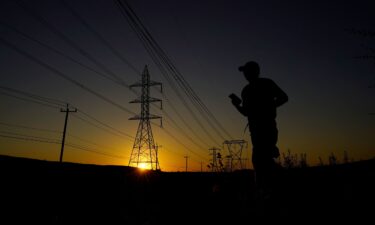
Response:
[[161, 115, 208, 150], [1, 18, 141, 107], [0, 87, 134, 142], [160, 94, 210, 149], [0, 36, 137, 116], [0, 85, 66, 106], [114, 0, 231, 145], [0, 84, 134, 145], [65, 142, 128, 160], [0, 131, 61, 143], [0, 134, 60, 144], [134, 2, 232, 141], [0, 21, 123, 86], [0, 131, 128, 160], [112, 0, 217, 160], [71, 114, 133, 141], [122, 33, 222, 151], [143, 121, 210, 163], [1, 17, 141, 103], [0, 121, 61, 133], [0, 121, 120, 151], [14, 0, 130, 87], [78, 110, 134, 139], [0, 91, 61, 109], [0, 70, 205, 165], [68, 134, 120, 152], [1, 10, 210, 154], [2, 1, 219, 164], [159, 126, 208, 162], [161, 9, 233, 140], [0, 87, 134, 160], [140, 32, 221, 146], [0, 86, 134, 159], [59, 0, 141, 76]]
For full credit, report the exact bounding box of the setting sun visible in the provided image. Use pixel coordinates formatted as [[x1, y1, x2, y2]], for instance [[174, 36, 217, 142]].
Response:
[[137, 163, 149, 170]]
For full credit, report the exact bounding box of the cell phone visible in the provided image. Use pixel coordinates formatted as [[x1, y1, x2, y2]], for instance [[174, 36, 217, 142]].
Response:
[[229, 93, 241, 103], [229, 93, 240, 101]]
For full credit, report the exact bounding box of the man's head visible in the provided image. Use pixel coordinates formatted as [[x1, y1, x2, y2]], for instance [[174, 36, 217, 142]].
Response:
[[238, 61, 260, 82]]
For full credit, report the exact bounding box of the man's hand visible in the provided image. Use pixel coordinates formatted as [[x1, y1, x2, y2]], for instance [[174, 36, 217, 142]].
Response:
[[229, 93, 247, 116], [229, 93, 241, 106]]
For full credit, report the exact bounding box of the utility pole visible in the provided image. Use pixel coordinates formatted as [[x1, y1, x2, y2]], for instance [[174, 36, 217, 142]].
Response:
[[60, 104, 77, 163], [129, 65, 162, 170], [184, 155, 188, 172]]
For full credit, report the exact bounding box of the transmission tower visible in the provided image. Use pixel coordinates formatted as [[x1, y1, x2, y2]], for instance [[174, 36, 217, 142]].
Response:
[[223, 140, 247, 171], [224, 155, 232, 172], [208, 147, 222, 172], [128, 65, 162, 170]]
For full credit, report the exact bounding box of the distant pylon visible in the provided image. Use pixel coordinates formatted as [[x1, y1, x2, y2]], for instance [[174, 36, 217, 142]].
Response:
[[223, 140, 247, 171], [208, 147, 222, 172], [128, 65, 162, 170]]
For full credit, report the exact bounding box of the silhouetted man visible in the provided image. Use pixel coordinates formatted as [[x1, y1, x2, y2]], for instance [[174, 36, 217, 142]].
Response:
[[230, 61, 288, 201]]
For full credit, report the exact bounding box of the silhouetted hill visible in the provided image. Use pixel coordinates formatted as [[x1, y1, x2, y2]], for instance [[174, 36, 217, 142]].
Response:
[[0, 155, 374, 224]]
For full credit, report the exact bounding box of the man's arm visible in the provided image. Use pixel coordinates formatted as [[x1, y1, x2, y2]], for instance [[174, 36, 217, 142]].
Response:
[[272, 82, 288, 107], [229, 93, 247, 116], [234, 103, 247, 116]]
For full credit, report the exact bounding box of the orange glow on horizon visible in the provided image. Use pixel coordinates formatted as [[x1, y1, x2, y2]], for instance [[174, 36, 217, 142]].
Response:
[[137, 162, 150, 171]]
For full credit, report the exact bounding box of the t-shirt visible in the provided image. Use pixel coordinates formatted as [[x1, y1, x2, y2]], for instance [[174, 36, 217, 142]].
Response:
[[241, 78, 281, 121]]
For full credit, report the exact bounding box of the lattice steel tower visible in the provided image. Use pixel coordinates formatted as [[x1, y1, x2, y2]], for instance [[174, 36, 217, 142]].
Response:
[[223, 140, 247, 171], [128, 65, 162, 170]]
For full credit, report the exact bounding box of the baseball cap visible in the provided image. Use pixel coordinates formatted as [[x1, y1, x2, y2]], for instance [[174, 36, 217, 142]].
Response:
[[238, 61, 259, 72]]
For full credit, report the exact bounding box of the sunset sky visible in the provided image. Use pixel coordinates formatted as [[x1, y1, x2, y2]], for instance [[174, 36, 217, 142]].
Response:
[[0, 0, 374, 171]]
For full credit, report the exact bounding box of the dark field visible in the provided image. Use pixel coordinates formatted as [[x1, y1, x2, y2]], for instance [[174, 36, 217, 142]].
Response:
[[0, 155, 374, 224]]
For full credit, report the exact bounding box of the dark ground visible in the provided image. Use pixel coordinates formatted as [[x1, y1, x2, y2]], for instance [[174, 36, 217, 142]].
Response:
[[0, 155, 374, 224]]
